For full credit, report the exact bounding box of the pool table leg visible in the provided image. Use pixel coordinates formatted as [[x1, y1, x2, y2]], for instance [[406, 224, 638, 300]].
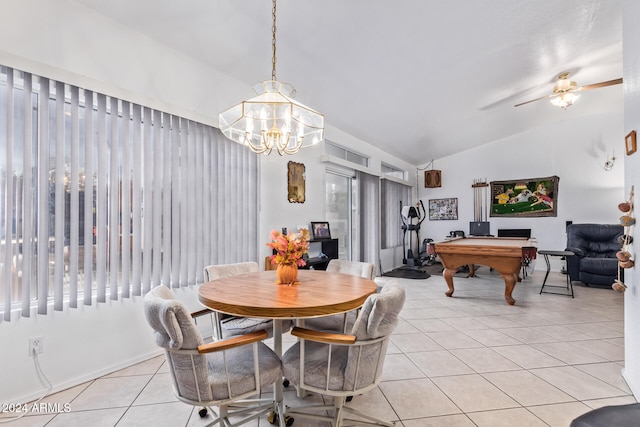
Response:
[[443, 268, 455, 297], [500, 272, 517, 305]]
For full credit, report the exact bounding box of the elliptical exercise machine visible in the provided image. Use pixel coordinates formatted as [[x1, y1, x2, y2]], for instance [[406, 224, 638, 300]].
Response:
[[400, 200, 426, 268]]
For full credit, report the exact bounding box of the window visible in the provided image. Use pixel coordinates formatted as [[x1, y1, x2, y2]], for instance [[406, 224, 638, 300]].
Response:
[[325, 140, 369, 167], [381, 162, 407, 181], [0, 66, 258, 321]]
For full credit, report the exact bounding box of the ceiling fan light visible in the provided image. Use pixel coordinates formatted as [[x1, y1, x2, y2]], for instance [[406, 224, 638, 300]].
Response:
[[550, 92, 580, 109]]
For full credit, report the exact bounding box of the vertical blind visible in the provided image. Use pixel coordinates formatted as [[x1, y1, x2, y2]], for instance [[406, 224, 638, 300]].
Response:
[[0, 66, 258, 322], [381, 178, 411, 249], [356, 171, 380, 274]]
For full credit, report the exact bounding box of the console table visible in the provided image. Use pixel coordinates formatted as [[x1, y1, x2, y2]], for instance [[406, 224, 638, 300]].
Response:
[[265, 238, 339, 271], [302, 238, 338, 270]]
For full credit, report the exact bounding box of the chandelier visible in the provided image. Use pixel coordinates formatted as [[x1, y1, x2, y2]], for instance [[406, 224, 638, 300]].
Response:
[[219, 0, 324, 155]]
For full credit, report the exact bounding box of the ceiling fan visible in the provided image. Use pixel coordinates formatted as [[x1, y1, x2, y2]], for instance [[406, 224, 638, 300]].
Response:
[[514, 72, 622, 109]]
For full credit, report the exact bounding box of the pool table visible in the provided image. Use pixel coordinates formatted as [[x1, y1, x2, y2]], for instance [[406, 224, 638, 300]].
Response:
[[434, 236, 534, 305]]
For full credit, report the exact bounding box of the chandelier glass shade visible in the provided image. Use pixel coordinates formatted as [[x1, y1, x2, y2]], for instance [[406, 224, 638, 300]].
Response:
[[219, 0, 324, 155], [219, 80, 324, 155]]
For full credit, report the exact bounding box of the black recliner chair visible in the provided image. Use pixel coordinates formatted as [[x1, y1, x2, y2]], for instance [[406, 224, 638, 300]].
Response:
[[565, 223, 623, 287], [570, 403, 640, 427]]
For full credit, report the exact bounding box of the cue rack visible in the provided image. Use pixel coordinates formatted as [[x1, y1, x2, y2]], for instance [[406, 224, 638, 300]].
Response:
[[472, 178, 489, 221]]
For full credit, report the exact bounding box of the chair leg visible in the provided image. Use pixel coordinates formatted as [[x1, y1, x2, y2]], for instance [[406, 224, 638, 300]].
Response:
[[199, 400, 277, 427], [341, 406, 396, 426], [334, 396, 346, 426], [285, 395, 396, 427]]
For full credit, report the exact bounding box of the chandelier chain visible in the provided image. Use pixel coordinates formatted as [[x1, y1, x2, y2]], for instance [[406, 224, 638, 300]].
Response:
[[271, 0, 277, 82]]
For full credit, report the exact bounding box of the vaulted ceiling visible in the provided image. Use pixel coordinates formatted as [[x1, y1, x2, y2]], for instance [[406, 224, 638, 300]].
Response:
[[73, 0, 623, 166]]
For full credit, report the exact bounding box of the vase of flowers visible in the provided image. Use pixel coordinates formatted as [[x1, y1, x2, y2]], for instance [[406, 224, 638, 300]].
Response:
[[275, 263, 299, 285], [266, 228, 310, 285]]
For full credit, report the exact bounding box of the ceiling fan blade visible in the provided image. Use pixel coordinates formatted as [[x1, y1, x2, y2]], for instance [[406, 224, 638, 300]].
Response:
[[515, 77, 623, 107], [514, 93, 555, 107], [581, 78, 623, 91]]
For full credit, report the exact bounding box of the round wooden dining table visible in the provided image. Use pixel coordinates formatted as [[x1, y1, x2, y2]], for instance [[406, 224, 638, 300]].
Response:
[[198, 269, 378, 426], [198, 269, 377, 319]]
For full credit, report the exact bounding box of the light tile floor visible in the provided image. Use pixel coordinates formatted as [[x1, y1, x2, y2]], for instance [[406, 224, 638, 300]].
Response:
[[3, 267, 637, 426]]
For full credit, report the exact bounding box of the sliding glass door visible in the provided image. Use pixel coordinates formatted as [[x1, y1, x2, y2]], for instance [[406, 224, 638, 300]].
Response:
[[325, 170, 355, 260]]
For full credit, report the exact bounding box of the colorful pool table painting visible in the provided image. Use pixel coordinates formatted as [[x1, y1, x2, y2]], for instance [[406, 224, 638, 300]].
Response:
[[490, 176, 559, 217]]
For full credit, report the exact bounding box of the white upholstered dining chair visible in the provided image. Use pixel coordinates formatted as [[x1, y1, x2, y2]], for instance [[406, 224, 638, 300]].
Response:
[[203, 262, 291, 339], [282, 280, 405, 426], [325, 258, 376, 280], [143, 285, 282, 427], [303, 259, 376, 333]]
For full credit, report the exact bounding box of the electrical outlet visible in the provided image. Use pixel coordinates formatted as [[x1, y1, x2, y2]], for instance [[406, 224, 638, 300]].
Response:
[[29, 337, 44, 356]]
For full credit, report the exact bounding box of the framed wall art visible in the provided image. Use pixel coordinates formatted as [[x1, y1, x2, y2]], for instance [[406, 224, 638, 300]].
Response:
[[310, 222, 331, 239], [287, 161, 305, 203], [626, 130, 636, 155], [490, 175, 559, 217], [428, 198, 458, 220]]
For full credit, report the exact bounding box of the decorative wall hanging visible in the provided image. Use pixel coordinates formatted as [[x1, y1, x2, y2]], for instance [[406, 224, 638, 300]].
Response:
[[428, 198, 458, 220], [287, 161, 305, 203], [625, 130, 636, 155], [490, 176, 559, 217], [424, 170, 442, 188], [613, 185, 635, 292]]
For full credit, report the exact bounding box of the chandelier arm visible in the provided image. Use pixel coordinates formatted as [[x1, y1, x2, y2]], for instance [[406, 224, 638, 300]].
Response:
[[276, 132, 293, 155], [278, 136, 304, 156], [246, 132, 273, 155]]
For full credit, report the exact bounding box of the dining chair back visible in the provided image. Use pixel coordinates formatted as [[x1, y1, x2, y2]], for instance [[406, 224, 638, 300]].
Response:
[[305, 259, 377, 333], [203, 262, 291, 339], [326, 259, 376, 280], [521, 246, 538, 278], [204, 262, 259, 281]]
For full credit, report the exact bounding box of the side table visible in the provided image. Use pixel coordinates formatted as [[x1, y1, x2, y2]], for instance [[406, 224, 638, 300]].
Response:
[[538, 249, 574, 297]]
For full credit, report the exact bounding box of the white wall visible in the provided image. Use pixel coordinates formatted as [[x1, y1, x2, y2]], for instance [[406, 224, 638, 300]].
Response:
[[418, 111, 625, 273], [622, 0, 640, 399], [0, 287, 204, 404]]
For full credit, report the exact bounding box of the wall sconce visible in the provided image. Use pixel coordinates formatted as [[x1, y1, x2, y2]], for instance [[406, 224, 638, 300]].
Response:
[[604, 151, 616, 171]]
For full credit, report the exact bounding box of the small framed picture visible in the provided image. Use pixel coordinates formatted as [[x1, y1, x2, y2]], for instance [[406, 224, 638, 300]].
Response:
[[428, 198, 459, 220], [310, 222, 331, 240], [625, 130, 636, 155]]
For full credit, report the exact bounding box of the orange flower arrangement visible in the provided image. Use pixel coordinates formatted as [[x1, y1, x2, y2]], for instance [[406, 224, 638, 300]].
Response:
[[266, 228, 310, 267]]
